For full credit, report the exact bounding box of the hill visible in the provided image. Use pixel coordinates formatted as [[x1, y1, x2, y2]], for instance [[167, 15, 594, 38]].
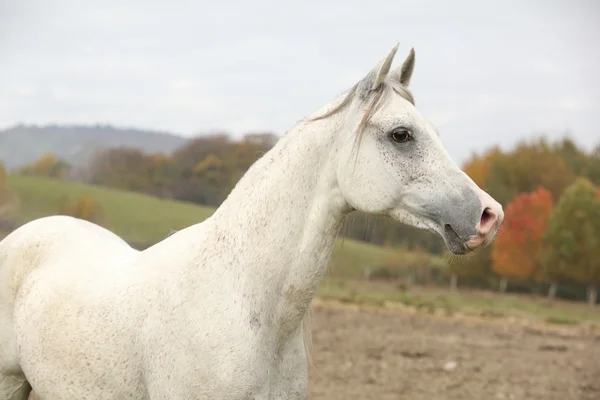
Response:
[[0, 124, 188, 170], [5, 175, 213, 244], [3, 176, 444, 276]]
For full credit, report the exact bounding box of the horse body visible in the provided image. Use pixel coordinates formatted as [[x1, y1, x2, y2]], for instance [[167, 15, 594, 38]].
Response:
[[0, 44, 504, 399], [3, 212, 313, 399], [1, 217, 145, 398], [1, 109, 343, 398]]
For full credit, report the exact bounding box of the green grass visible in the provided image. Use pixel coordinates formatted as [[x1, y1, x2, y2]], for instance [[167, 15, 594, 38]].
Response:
[[7, 176, 214, 244], [329, 239, 396, 278], [328, 238, 446, 278], [317, 278, 600, 325]]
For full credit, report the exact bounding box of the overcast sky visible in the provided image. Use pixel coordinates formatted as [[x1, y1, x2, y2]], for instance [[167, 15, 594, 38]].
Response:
[[1, 0, 598, 164]]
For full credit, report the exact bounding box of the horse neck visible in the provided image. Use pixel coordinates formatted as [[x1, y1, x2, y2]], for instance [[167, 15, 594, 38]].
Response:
[[208, 112, 350, 333]]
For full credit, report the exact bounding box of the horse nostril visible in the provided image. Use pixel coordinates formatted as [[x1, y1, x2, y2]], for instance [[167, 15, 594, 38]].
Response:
[[481, 208, 492, 224], [479, 207, 496, 234]]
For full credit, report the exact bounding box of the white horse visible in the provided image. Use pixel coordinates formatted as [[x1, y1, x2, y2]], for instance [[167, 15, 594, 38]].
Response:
[[0, 44, 503, 399]]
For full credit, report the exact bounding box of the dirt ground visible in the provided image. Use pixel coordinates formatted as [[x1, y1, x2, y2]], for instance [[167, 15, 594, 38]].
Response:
[[307, 300, 600, 400]]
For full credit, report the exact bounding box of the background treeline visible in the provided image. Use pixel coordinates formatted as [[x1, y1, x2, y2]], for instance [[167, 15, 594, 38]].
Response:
[[6, 132, 600, 303], [449, 138, 600, 304]]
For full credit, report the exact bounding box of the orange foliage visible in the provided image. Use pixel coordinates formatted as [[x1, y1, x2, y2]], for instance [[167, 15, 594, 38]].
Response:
[[19, 152, 70, 179], [462, 146, 502, 189], [463, 139, 578, 206], [491, 187, 554, 281], [59, 195, 106, 225]]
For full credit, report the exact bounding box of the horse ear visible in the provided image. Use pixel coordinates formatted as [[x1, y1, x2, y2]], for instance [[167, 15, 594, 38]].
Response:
[[390, 48, 415, 87], [358, 43, 399, 92]]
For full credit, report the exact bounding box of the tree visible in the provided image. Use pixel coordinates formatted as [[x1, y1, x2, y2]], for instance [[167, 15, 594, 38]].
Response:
[[87, 147, 151, 191], [491, 187, 554, 286], [463, 137, 577, 206], [486, 138, 576, 206], [189, 153, 227, 205], [145, 153, 177, 198], [59, 195, 106, 226], [171, 133, 232, 173], [586, 143, 600, 186], [552, 138, 600, 186], [18, 153, 70, 179], [193, 154, 225, 185], [462, 146, 503, 189], [541, 178, 600, 306]]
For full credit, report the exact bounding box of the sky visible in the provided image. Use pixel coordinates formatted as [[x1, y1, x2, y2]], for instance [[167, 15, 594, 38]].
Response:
[[1, 0, 598, 164]]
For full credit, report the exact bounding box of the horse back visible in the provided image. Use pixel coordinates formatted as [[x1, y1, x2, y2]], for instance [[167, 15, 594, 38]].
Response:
[[0, 215, 134, 306]]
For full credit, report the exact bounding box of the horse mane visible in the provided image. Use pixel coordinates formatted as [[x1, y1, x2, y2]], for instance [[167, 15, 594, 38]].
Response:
[[308, 79, 414, 125]]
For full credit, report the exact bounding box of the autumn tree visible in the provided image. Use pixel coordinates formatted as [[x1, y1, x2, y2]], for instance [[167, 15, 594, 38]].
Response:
[[460, 137, 597, 292], [59, 195, 106, 226], [462, 137, 577, 206], [491, 187, 554, 291], [194, 154, 225, 185], [552, 138, 600, 186], [162, 133, 278, 206], [541, 178, 600, 306], [87, 147, 152, 191], [585, 143, 600, 186], [145, 153, 177, 197], [462, 146, 503, 189], [18, 153, 70, 179], [170, 133, 233, 172], [188, 154, 225, 205], [87, 147, 179, 198], [490, 139, 576, 205]]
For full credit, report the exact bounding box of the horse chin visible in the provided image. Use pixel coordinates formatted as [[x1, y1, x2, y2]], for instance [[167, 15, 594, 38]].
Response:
[[442, 225, 471, 255], [445, 239, 470, 255]]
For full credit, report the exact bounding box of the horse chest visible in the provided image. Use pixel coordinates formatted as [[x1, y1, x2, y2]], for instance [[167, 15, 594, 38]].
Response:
[[143, 334, 307, 399], [139, 296, 307, 399]]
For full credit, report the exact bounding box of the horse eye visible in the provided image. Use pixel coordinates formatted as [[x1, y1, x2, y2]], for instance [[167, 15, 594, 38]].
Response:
[[390, 128, 412, 143]]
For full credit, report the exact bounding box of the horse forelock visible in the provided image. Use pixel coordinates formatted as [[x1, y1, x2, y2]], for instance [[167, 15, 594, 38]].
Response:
[[306, 79, 414, 134]]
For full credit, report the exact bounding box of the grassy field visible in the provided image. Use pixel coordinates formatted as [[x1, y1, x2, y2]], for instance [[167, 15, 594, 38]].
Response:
[[328, 238, 444, 278], [6, 175, 214, 244], [317, 278, 600, 326]]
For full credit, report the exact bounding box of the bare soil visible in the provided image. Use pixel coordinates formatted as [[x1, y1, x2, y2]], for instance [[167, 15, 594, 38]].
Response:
[[307, 300, 600, 400]]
